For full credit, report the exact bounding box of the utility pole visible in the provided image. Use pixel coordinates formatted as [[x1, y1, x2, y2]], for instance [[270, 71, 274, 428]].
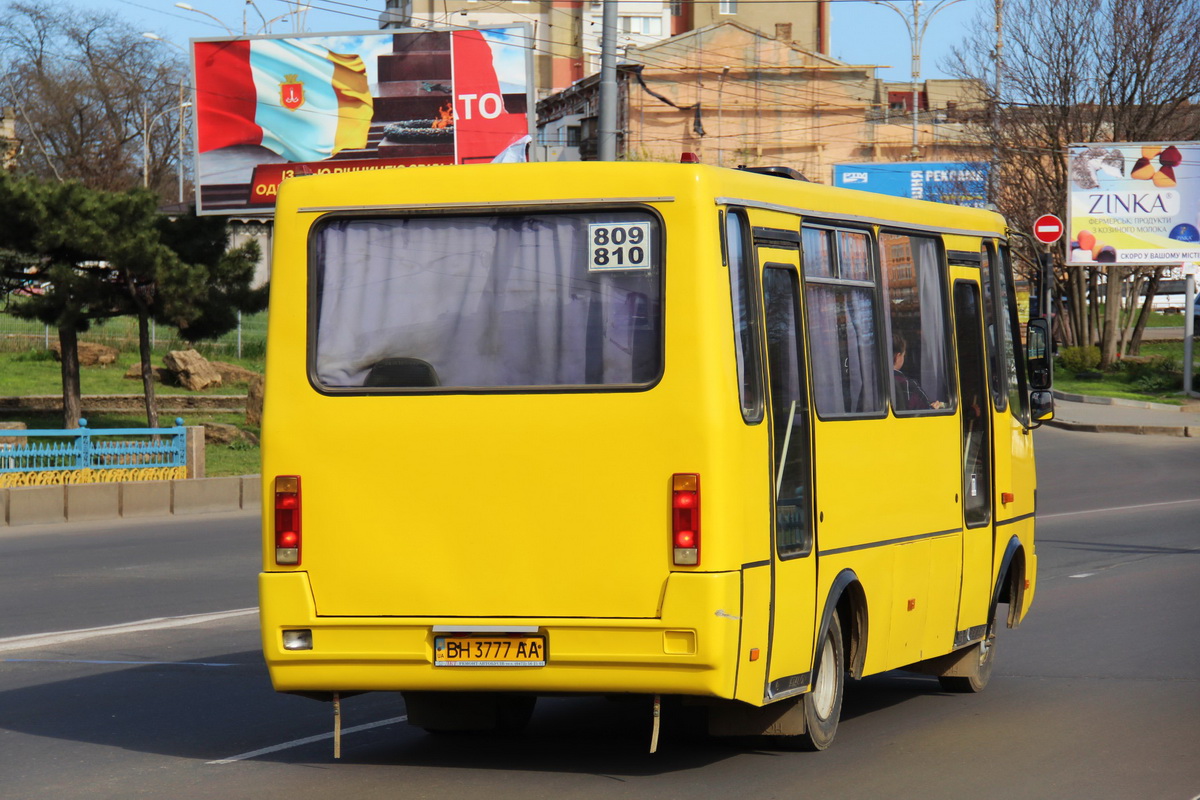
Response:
[[598, 0, 618, 161], [990, 0, 1003, 204], [178, 83, 187, 205], [1186, 271, 1197, 398]]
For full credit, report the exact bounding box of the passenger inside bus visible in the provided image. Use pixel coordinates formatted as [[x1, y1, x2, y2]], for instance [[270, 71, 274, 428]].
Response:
[[892, 333, 945, 410]]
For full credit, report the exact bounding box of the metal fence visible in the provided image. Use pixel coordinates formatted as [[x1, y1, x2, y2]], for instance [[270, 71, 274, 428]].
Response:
[[0, 418, 188, 487], [0, 312, 268, 358]]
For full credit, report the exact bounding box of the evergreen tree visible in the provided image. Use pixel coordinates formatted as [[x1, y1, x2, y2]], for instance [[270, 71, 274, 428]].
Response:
[[0, 173, 267, 428]]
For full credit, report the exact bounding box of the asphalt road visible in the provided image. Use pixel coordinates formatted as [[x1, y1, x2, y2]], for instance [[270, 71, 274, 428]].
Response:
[[1, 427, 1198, 799]]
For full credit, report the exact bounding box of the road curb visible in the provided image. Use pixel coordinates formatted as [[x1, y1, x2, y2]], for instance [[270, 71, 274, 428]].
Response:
[[1044, 419, 1197, 437], [1052, 390, 1194, 412], [0, 475, 262, 528]]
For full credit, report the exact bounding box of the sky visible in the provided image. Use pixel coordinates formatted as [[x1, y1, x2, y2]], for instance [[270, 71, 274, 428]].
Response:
[[76, 0, 978, 82]]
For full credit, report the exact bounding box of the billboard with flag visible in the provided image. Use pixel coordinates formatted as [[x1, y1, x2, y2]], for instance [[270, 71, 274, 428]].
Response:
[[191, 27, 533, 215]]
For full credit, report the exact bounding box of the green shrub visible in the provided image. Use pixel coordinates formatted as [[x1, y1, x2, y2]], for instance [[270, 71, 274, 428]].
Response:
[[1132, 373, 1180, 393], [1119, 355, 1174, 380], [1057, 346, 1101, 374], [1120, 355, 1181, 393]]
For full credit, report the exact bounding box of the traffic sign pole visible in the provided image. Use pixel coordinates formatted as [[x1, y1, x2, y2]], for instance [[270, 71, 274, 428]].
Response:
[[1031, 214, 1063, 324]]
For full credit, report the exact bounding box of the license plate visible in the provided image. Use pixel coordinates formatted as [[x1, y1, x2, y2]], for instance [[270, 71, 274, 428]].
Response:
[[434, 635, 546, 667]]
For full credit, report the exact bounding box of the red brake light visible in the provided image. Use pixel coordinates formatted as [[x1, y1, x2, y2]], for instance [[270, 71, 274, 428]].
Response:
[[680, 152, 699, 163], [274, 475, 301, 565], [672, 473, 700, 566]]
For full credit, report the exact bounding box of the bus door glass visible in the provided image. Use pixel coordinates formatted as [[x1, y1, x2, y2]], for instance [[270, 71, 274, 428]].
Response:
[[953, 281, 993, 527], [759, 245, 816, 701]]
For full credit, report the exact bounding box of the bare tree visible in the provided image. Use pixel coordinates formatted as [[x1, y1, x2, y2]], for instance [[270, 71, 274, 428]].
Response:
[[0, 1, 189, 198], [950, 0, 1200, 366]]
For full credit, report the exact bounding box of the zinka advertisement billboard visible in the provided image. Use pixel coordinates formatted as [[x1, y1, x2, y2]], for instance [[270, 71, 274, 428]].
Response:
[[832, 162, 990, 207], [1067, 142, 1200, 264], [191, 27, 533, 215]]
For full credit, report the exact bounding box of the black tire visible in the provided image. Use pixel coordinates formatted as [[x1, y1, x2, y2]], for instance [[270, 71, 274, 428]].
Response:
[[939, 634, 994, 693], [798, 609, 844, 751]]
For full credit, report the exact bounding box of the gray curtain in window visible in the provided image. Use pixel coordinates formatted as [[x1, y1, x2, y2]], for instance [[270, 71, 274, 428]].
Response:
[[807, 285, 880, 415], [912, 237, 950, 405], [314, 215, 658, 388]]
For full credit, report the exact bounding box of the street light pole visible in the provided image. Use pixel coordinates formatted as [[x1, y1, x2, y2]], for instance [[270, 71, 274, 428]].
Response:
[[872, 0, 965, 160], [143, 100, 193, 194], [175, 1, 300, 35], [142, 34, 194, 205], [174, 3, 235, 35]]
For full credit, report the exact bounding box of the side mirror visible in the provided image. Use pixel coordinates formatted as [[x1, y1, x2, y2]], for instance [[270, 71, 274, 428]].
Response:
[[1026, 317, 1052, 391], [1031, 389, 1054, 423]]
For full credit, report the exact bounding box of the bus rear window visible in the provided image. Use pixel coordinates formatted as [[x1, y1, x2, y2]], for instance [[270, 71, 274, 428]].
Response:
[[312, 212, 662, 391]]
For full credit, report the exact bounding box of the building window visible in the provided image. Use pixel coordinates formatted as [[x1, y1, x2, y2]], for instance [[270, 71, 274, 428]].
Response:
[[566, 126, 581, 147], [719, 0, 736, 14], [621, 16, 663, 35]]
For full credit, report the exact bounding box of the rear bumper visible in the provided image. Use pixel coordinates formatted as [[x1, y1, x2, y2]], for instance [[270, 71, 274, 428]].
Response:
[[259, 570, 743, 698]]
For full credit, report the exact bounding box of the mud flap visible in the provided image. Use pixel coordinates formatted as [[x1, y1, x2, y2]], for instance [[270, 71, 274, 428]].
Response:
[[707, 697, 807, 737]]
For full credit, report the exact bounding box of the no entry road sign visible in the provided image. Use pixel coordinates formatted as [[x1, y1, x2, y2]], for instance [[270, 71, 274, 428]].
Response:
[[1033, 214, 1064, 244]]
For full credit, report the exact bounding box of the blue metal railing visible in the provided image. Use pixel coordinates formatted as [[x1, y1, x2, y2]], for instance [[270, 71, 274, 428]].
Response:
[[0, 418, 187, 474]]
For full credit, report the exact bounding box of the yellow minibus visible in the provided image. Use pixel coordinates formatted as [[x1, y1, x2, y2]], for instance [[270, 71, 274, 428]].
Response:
[[259, 161, 1053, 751]]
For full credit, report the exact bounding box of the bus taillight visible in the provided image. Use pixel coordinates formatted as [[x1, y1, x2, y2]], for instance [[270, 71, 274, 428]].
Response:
[[275, 475, 301, 565], [672, 473, 700, 566]]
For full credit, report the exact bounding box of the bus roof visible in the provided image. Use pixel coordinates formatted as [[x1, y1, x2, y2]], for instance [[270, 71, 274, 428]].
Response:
[[275, 161, 1008, 239]]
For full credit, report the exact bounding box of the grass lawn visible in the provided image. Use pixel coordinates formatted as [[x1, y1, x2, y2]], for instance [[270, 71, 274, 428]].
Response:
[[0, 348, 263, 477], [1139, 311, 1191, 327], [1054, 340, 1200, 406], [0, 347, 262, 397]]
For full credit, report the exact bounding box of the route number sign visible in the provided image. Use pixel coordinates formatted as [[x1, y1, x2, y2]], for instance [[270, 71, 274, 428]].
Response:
[[588, 222, 652, 271]]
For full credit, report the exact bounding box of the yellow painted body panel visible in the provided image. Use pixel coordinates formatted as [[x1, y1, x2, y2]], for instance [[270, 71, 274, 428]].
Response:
[[259, 161, 1037, 704], [261, 570, 742, 695]]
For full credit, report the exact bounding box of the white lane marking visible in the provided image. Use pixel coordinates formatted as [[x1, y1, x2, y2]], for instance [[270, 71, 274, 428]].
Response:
[[1039, 497, 1200, 520], [207, 715, 410, 764], [0, 608, 257, 653], [2, 658, 237, 667], [1068, 573, 1095, 579]]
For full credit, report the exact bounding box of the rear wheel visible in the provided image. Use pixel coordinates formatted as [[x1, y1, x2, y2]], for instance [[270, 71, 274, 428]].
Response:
[[798, 609, 844, 751], [939, 634, 994, 693]]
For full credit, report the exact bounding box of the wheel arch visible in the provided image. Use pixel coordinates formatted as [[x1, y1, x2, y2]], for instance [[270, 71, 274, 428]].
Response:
[[819, 568, 868, 679], [991, 534, 1028, 629]]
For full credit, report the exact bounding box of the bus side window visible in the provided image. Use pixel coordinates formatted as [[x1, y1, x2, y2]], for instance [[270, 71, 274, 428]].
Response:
[[998, 246, 1030, 423], [802, 226, 884, 417], [879, 232, 952, 414], [980, 243, 1008, 412], [763, 266, 812, 557], [726, 209, 764, 423]]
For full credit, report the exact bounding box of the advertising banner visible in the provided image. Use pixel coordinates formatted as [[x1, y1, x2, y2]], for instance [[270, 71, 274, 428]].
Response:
[[192, 27, 533, 215], [1067, 143, 1200, 264], [832, 162, 989, 207]]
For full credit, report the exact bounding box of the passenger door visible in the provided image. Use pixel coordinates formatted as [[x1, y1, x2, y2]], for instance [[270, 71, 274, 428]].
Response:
[[952, 278, 994, 639], [758, 241, 818, 701]]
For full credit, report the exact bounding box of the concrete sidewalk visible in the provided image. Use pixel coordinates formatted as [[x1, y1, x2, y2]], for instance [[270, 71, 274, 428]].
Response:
[[1048, 391, 1200, 438]]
